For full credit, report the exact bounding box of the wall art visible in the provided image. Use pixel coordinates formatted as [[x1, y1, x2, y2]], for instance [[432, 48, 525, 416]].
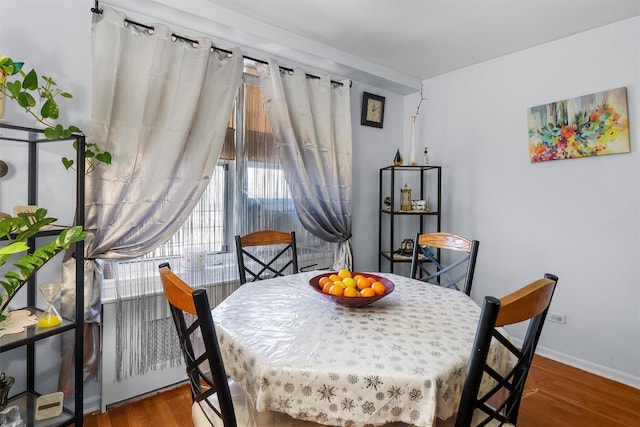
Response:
[[527, 87, 629, 162]]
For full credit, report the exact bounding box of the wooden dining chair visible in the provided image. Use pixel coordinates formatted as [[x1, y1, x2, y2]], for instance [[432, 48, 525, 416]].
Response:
[[454, 273, 559, 427], [409, 232, 480, 295], [234, 230, 299, 284], [159, 263, 240, 427]]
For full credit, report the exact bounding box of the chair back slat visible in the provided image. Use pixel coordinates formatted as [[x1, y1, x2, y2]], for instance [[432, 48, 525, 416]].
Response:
[[239, 230, 294, 246], [496, 277, 556, 326], [417, 232, 475, 252], [160, 262, 197, 315]]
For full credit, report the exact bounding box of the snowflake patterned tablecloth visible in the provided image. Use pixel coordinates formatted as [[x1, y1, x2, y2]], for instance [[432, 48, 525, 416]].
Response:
[[212, 272, 512, 427]]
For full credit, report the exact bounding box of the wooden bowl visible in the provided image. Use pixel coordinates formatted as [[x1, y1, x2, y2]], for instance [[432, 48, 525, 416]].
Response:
[[309, 272, 395, 307]]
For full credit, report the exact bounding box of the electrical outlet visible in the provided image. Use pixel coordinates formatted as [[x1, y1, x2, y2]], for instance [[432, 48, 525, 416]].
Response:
[[547, 312, 566, 324]]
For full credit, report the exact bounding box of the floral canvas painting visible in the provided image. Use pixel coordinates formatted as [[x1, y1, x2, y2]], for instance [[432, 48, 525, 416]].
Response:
[[527, 87, 630, 162]]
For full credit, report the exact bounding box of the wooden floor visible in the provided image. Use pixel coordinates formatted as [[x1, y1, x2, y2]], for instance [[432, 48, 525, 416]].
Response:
[[83, 355, 640, 426]]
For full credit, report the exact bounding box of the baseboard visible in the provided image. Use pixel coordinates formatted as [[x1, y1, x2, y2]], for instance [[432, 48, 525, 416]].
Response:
[[512, 339, 640, 390]]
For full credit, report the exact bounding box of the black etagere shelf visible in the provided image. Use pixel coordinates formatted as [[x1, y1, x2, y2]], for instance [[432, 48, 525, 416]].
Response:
[[378, 165, 441, 273], [0, 122, 85, 426]]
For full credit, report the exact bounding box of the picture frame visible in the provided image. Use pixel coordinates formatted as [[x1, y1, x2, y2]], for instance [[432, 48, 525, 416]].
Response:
[[527, 86, 630, 162], [361, 92, 385, 128]]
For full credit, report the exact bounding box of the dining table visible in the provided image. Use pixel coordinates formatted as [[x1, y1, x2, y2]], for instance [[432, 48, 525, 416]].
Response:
[[210, 271, 513, 427]]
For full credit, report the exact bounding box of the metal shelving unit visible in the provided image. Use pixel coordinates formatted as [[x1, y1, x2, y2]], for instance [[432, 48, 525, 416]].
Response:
[[0, 123, 85, 426], [378, 165, 441, 273]]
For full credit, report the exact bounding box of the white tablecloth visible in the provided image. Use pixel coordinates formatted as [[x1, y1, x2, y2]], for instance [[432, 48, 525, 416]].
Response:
[[211, 271, 512, 427]]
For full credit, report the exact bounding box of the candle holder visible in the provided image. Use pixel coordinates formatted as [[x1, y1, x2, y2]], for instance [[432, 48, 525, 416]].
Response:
[[400, 184, 412, 211]]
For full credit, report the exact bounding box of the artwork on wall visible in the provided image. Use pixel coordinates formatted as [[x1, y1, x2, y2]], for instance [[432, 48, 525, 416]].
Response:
[[527, 87, 630, 163]]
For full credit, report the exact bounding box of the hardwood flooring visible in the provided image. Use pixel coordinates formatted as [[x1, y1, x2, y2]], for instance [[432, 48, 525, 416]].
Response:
[[82, 355, 640, 426], [516, 356, 640, 427]]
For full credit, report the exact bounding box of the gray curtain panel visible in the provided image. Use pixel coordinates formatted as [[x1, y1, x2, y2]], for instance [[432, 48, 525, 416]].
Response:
[[258, 60, 353, 270], [58, 5, 243, 395]]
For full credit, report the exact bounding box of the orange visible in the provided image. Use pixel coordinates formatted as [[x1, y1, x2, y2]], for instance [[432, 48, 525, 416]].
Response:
[[329, 284, 345, 296], [329, 274, 340, 282], [367, 277, 377, 285], [318, 276, 332, 288], [356, 277, 371, 290], [338, 269, 352, 279], [360, 288, 375, 297], [353, 274, 364, 282], [343, 287, 359, 297], [371, 281, 386, 296], [322, 282, 333, 294]]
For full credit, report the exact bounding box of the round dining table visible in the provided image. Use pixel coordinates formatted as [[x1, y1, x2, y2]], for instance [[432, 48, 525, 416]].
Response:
[[211, 271, 513, 427]]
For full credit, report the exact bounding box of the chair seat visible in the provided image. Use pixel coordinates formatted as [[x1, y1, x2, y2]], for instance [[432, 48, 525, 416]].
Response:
[[193, 379, 323, 427]]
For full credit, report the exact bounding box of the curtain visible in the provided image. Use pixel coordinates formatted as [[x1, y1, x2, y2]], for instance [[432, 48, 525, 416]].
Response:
[[101, 72, 336, 385], [58, 5, 243, 394], [258, 61, 353, 269]]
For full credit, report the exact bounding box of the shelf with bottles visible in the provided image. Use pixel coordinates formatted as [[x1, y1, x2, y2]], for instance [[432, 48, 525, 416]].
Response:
[[378, 165, 441, 273]]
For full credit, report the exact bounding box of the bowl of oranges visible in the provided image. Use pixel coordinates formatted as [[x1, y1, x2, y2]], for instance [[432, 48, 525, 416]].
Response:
[[309, 270, 394, 307]]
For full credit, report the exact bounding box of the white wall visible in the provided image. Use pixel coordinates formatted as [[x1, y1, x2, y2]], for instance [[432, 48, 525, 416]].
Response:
[[351, 83, 405, 272], [415, 17, 640, 387]]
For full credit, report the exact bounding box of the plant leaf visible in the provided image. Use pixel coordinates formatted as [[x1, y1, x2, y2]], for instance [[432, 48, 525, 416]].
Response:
[[6, 80, 21, 97], [14, 217, 56, 241], [17, 91, 35, 108], [22, 69, 38, 90], [1, 280, 17, 295], [45, 125, 66, 139], [41, 98, 59, 119], [62, 157, 74, 170], [0, 241, 30, 257], [96, 152, 112, 165]]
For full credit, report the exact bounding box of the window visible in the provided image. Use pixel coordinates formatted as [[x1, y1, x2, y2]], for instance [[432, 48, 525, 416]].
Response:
[[108, 63, 334, 289]]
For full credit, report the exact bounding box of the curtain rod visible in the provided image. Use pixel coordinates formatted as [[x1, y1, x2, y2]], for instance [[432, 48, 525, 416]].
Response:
[[91, 1, 350, 87]]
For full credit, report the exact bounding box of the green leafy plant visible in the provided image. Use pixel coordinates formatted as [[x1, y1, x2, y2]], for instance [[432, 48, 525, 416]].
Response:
[[0, 55, 112, 174], [0, 209, 86, 322]]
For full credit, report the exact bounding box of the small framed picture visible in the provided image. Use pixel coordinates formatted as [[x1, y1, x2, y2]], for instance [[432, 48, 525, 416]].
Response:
[[361, 92, 385, 128]]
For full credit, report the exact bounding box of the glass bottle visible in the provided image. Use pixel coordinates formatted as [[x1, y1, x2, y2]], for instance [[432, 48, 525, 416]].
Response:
[[423, 147, 430, 166]]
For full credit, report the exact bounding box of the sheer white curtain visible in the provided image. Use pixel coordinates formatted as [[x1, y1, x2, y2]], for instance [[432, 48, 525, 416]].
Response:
[[58, 5, 243, 394], [258, 61, 353, 269]]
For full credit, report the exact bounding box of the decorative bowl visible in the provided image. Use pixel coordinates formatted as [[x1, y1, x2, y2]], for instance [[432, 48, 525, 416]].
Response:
[[309, 272, 395, 307]]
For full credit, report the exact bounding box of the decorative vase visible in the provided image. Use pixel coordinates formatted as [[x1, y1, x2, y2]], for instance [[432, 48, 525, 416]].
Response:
[[409, 115, 417, 165], [393, 149, 403, 166]]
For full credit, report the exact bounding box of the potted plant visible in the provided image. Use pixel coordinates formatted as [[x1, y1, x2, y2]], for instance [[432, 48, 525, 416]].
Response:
[[0, 55, 111, 173], [0, 209, 86, 323]]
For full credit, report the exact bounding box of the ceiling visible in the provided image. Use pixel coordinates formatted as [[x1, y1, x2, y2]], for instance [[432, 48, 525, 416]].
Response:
[[202, 0, 640, 81]]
